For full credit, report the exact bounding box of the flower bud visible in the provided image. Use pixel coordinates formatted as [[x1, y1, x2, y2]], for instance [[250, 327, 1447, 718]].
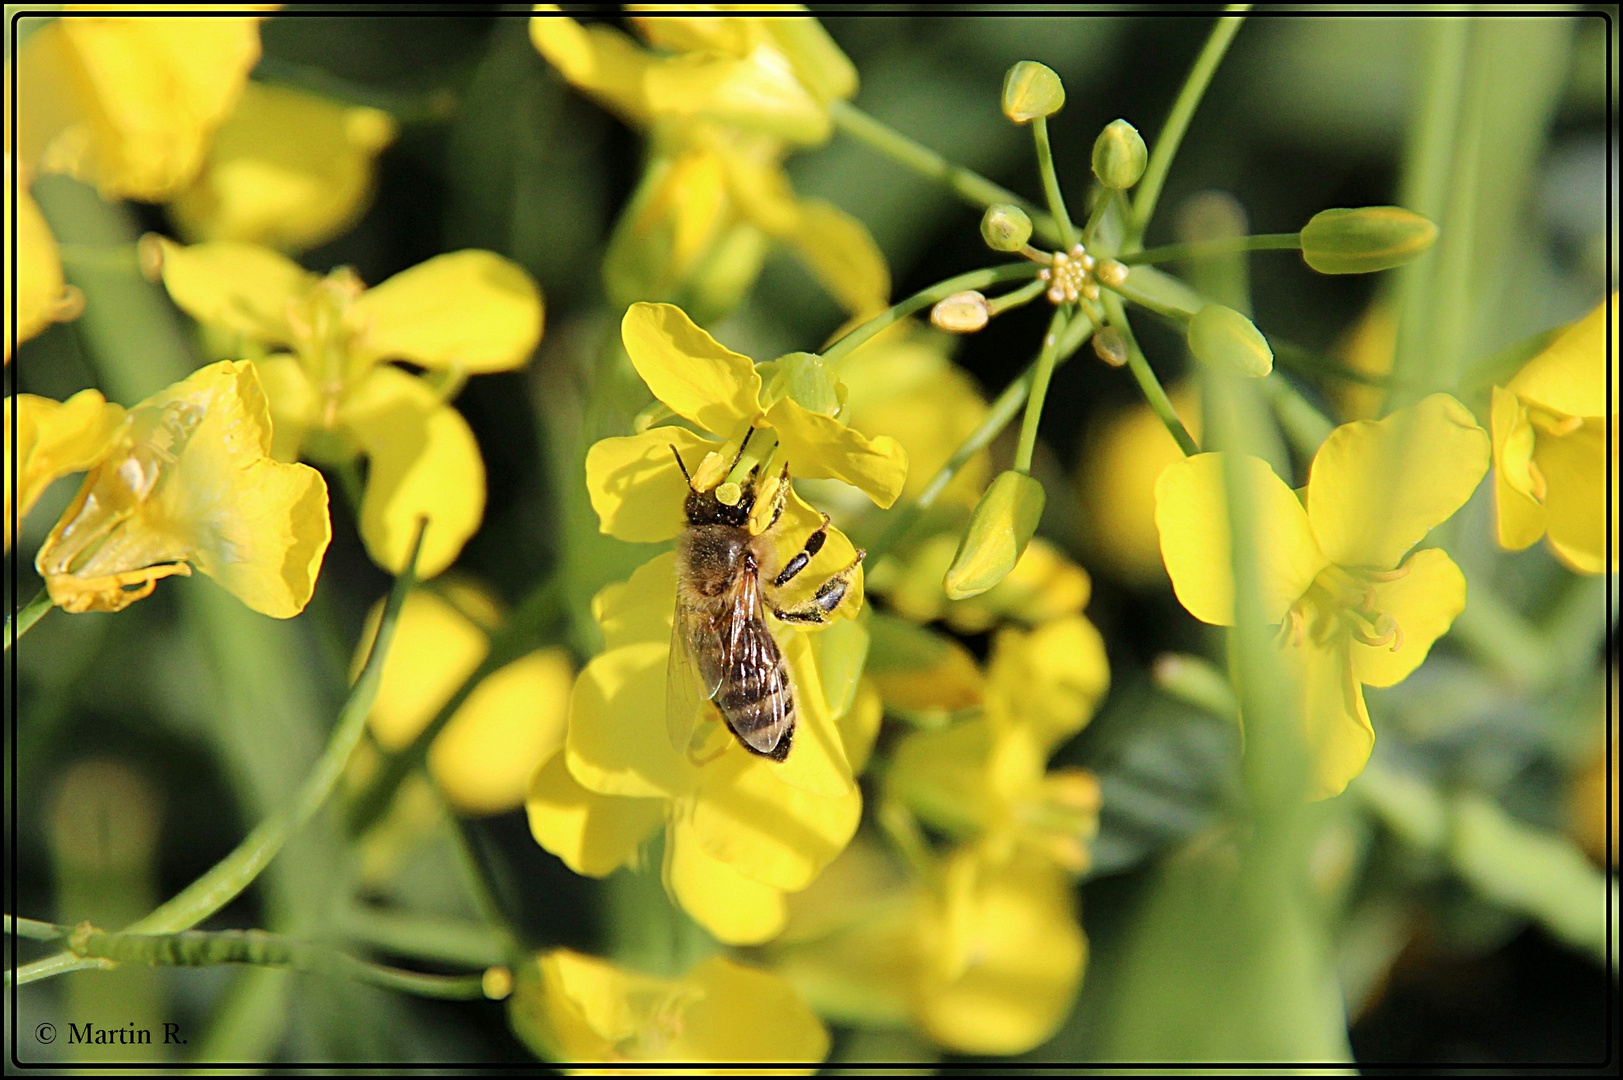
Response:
[[776, 351, 841, 416], [981, 203, 1033, 252], [1002, 61, 1065, 124], [944, 471, 1046, 600], [1091, 119, 1147, 190], [1187, 303, 1273, 377], [1091, 325, 1128, 367], [1094, 258, 1128, 289], [1299, 206, 1438, 274], [931, 291, 991, 334]]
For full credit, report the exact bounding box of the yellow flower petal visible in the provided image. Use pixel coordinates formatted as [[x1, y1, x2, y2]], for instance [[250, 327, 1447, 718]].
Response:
[[1506, 297, 1614, 420], [781, 197, 890, 319], [717, 149, 801, 238], [568, 641, 700, 800], [251, 355, 320, 463], [1289, 634, 1374, 799], [770, 629, 857, 797], [766, 396, 908, 508], [20, 15, 263, 200], [593, 550, 680, 651], [431, 648, 574, 816], [1350, 547, 1467, 688], [1490, 385, 1546, 551], [689, 750, 861, 891], [669, 955, 831, 1065], [1155, 452, 1328, 626], [340, 365, 485, 578], [154, 237, 311, 344], [364, 588, 488, 751], [526, 748, 664, 876], [529, 10, 652, 125], [1306, 393, 1489, 570], [169, 81, 397, 252], [1537, 418, 1611, 574], [6, 178, 76, 360], [5, 389, 126, 550], [626, 11, 763, 57], [350, 250, 543, 374], [837, 680, 883, 776], [515, 949, 673, 1062], [987, 615, 1110, 752], [37, 360, 330, 617], [644, 51, 829, 145], [621, 302, 762, 436], [888, 719, 999, 838], [758, 15, 859, 104], [666, 811, 790, 945], [584, 427, 717, 543], [914, 847, 1085, 1057]]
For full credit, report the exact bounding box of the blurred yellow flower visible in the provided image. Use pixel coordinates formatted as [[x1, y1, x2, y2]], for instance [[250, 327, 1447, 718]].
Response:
[[526, 553, 863, 945], [870, 535, 1092, 634], [1075, 383, 1200, 585], [530, 6, 887, 320], [509, 949, 829, 1069], [4, 165, 82, 361], [169, 81, 398, 252], [5, 387, 125, 550], [34, 360, 330, 616], [14, 10, 270, 201], [356, 584, 574, 817], [152, 238, 543, 577], [770, 836, 1086, 1057], [1156, 393, 1490, 797], [1491, 297, 1616, 574], [585, 302, 907, 549]]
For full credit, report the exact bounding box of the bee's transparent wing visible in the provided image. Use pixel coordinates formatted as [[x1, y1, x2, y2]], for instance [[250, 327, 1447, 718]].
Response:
[[667, 595, 723, 752], [719, 574, 794, 760]]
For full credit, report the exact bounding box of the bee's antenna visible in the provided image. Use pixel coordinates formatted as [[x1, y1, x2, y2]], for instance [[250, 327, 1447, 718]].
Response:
[[670, 445, 693, 488], [725, 426, 755, 476]]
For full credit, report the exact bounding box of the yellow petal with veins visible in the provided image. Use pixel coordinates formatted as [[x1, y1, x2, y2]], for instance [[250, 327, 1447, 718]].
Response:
[[584, 427, 716, 543], [621, 302, 762, 436], [350, 250, 543, 374], [567, 640, 701, 800], [766, 396, 907, 509]]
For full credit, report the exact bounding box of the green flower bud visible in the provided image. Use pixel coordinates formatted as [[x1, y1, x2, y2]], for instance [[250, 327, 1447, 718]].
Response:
[[776, 351, 841, 416], [943, 470, 1046, 600], [931, 291, 991, 334], [1299, 206, 1438, 274], [981, 203, 1034, 252], [1092, 325, 1128, 367], [1187, 303, 1273, 377], [1002, 61, 1065, 124], [1091, 118, 1148, 190]]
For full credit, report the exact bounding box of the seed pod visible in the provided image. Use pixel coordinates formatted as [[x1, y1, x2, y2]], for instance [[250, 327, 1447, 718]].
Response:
[[931, 291, 991, 334], [944, 470, 1046, 599], [981, 204, 1034, 252], [1187, 304, 1273, 377], [1299, 206, 1438, 274], [1002, 61, 1065, 124], [776, 351, 841, 416], [1091, 119, 1148, 190]]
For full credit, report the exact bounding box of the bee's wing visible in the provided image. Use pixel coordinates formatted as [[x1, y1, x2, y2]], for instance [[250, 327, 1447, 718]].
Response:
[[667, 592, 724, 752], [719, 572, 793, 760]]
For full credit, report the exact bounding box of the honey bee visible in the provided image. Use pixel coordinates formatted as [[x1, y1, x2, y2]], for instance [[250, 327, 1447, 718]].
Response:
[[667, 435, 864, 762]]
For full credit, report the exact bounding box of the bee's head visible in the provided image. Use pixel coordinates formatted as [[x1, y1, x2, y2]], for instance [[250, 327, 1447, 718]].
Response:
[[673, 445, 755, 527]]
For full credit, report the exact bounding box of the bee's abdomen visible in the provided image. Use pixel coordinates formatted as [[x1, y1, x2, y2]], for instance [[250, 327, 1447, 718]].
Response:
[[718, 653, 795, 762]]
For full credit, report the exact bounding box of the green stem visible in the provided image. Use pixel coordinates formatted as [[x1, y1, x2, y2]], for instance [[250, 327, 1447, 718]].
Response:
[[1127, 9, 1249, 248], [1122, 232, 1301, 266], [348, 577, 564, 835], [55, 242, 142, 275], [5, 586, 53, 651], [829, 99, 1061, 245], [986, 277, 1048, 316], [8, 918, 491, 1000], [1081, 189, 1119, 250], [334, 906, 510, 970], [1014, 308, 1073, 472], [11, 521, 428, 988], [1032, 117, 1077, 249], [1258, 374, 1335, 458], [1102, 291, 1200, 455], [820, 262, 1041, 365]]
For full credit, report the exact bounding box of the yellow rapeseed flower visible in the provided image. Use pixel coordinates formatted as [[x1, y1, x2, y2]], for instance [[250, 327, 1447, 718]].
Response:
[[152, 239, 543, 577], [1491, 297, 1616, 574], [5, 387, 125, 550], [585, 301, 907, 548], [1155, 393, 1491, 797], [33, 360, 330, 616], [509, 949, 829, 1069], [530, 6, 888, 320], [357, 583, 574, 817], [13, 10, 270, 202], [169, 81, 398, 252], [4, 163, 82, 361], [870, 535, 1092, 634], [526, 554, 865, 945]]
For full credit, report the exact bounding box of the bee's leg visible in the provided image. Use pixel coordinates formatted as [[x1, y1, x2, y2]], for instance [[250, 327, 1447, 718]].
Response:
[[773, 511, 828, 587], [769, 550, 863, 623], [766, 463, 791, 530]]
